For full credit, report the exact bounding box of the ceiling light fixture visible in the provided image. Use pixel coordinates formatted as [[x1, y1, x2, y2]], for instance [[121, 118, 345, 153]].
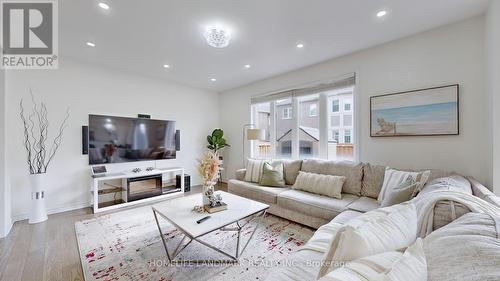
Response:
[[376, 10, 387, 18], [296, 43, 304, 48], [210, 78, 217, 82], [244, 64, 251, 69], [163, 64, 170, 68], [98, 2, 110, 10], [204, 27, 231, 48], [86, 42, 96, 47]]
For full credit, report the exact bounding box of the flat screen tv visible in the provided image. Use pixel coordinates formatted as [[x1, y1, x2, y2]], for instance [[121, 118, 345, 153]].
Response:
[[88, 115, 176, 165]]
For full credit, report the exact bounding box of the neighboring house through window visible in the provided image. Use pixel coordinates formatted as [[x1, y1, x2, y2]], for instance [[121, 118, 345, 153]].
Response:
[[309, 104, 318, 116], [283, 107, 292, 119], [344, 129, 351, 143], [332, 99, 340, 112]]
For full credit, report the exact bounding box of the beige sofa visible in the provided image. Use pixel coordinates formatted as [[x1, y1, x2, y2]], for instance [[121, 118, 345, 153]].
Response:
[[228, 159, 500, 280], [229, 159, 458, 229]]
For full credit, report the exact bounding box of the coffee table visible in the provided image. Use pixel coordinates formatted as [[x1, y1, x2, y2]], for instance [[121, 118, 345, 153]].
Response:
[[152, 191, 269, 264]]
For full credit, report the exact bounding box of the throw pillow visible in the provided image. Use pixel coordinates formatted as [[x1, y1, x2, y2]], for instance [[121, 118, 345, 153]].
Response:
[[259, 162, 285, 187], [293, 171, 345, 199], [318, 239, 427, 281], [244, 159, 266, 183], [380, 177, 418, 207], [377, 168, 430, 204], [317, 202, 418, 278]]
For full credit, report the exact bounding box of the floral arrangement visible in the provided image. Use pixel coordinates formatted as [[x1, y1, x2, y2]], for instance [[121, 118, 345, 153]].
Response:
[[197, 150, 222, 187]]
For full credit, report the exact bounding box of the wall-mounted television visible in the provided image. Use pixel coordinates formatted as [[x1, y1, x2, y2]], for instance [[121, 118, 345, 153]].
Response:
[[88, 115, 176, 165]]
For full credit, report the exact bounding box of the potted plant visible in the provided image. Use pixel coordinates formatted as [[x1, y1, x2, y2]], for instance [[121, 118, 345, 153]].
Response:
[[206, 129, 230, 153], [197, 151, 222, 209], [19, 92, 69, 224]]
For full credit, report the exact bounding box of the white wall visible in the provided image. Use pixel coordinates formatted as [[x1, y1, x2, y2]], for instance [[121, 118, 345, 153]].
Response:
[[487, 1, 500, 195], [0, 68, 12, 238], [5, 59, 219, 221], [220, 17, 492, 188]]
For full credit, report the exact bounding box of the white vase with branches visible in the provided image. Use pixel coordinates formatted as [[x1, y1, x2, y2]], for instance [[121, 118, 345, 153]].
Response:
[[20, 91, 69, 224]]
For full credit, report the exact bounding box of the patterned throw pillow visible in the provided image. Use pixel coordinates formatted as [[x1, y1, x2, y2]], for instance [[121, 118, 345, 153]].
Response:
[[244, 159, 266, 183], [259, 162, 286, 187], [380, 177, 419, 207], [377, 168, 430, 204]]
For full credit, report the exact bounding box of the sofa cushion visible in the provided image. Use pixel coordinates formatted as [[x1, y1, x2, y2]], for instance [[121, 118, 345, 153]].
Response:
[[361, 163, 386, 199], [423, 213, 500, 281], [293, 171, 345, 199], [331, 210, 363, 225], [244, 159, 266, 183], [348, 196, 380, 213], [228, 179, 290, 204], [273, 159, 303, 185], [277, 190, 358, 220], [301, 159, 363, 196], [418, 175, 472, 230], [260, 162, 285, 187], [319, 239, 426, 281], [318, 203, 418, 278], [378, 168, 430, 204]]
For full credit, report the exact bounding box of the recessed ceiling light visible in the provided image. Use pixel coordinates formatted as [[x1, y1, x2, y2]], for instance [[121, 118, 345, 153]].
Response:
[[163, 64, 170, 68], [210, 78, 217, 82], [296, 43, 304, 48], [376, 10, 387, 18], [86, 42, 96, 47], [98, 2, 110, 10], [244, 64, 251, 69]]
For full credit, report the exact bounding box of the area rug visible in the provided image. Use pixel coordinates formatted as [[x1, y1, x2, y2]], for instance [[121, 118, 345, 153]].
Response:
[[75, 205, 314, 281]]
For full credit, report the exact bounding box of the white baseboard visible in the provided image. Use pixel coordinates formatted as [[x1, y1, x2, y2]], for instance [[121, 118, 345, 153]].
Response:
[[11, 201, 91, 222]]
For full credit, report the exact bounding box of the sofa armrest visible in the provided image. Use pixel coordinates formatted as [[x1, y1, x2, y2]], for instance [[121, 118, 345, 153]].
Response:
[[235, 169, 246, 181], [468, 177, 500, 207]]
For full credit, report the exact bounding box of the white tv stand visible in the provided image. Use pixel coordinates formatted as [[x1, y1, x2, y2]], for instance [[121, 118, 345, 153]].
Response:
[[90, 167, 184, 213]]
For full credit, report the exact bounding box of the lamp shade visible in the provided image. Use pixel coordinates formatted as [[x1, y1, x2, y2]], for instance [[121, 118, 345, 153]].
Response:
[[246, 129, 266, 141]]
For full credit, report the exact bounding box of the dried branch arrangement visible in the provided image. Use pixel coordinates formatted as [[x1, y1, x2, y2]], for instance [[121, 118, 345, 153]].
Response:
[[19, 90, 69, 174], [197, 150, 222, 187]]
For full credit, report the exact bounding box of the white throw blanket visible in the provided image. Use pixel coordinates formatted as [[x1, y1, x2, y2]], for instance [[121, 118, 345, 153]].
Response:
[[411, 190, 500, 237]]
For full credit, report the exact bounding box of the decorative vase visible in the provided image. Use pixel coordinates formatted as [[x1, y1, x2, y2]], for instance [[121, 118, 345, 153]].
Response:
[[28, 173, 48, 224], [202, 185, 215, 207]]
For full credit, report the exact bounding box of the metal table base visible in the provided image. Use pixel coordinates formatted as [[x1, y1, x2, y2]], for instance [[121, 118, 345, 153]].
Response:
[[152, 209, 267, 265]]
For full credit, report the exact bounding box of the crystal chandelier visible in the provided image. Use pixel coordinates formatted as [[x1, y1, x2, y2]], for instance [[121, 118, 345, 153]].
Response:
[[204, 28, 231, 48]]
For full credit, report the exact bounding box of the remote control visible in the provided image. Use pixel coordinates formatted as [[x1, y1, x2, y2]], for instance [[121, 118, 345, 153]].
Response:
[[196, 216, 211, 224]]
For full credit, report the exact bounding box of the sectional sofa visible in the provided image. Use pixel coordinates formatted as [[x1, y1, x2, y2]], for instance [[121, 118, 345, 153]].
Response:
[[228, 159, 500, 280]]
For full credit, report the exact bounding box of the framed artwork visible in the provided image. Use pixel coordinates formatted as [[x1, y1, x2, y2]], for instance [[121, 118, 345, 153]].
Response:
[[370, 84, 459, 137]]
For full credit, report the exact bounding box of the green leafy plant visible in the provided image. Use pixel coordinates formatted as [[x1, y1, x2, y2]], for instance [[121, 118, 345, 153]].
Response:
[[207, 129, 230, 153]]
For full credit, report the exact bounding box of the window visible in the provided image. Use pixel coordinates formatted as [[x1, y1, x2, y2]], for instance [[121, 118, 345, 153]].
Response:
[[344, 130, 351, 143], [250, 102, 271, 159], [309, 103, 318, 117], [344, 101, 351, 111], [277, 99, 293, 158], [282, 107, 292, 119], [250, 78, 356, 162], [343, 114, 352, 127], [332, 99, 340, 112], [332, 130, 339, 143], [331, 115, 340, 127], [299, 95, 320, 159], [327, 88, 355, 161]]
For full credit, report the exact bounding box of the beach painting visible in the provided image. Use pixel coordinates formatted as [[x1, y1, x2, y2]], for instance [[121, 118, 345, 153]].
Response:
[[370, 85, 459, 136]]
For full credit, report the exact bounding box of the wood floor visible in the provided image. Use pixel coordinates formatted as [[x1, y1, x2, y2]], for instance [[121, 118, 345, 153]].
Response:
[[0, 184, 226, 281]]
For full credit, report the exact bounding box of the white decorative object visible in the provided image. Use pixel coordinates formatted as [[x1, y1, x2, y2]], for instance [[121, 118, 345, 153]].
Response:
[[20, 92, 69, 224], [29, 173, 48, 224], [377, 168, 430, 204], [204, 27, 231, 48]]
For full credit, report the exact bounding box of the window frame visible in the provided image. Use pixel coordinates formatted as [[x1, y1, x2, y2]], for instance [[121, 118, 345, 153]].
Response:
[[309, 103, 318, 117], [282, 107, 292, 120]]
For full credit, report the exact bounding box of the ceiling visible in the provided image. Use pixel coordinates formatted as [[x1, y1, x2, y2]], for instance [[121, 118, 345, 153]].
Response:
[[59, 0, 489, 92]]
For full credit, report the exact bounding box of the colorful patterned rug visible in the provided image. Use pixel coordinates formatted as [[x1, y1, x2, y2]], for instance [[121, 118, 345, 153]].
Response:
[[75, 205, 314, 281]]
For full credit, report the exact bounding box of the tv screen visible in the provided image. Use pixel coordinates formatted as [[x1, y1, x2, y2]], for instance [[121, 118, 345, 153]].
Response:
[[88, 115, 176, 165]]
